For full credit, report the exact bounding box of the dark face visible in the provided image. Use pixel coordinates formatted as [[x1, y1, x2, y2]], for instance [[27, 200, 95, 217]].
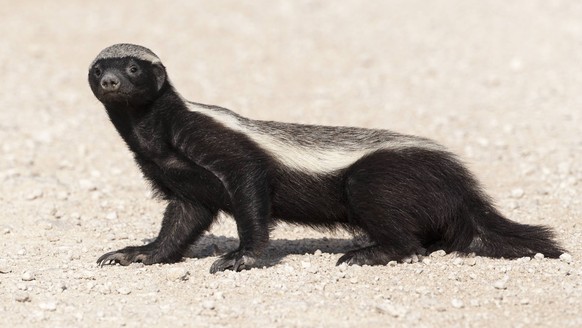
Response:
[[88, 58, 166, 108]]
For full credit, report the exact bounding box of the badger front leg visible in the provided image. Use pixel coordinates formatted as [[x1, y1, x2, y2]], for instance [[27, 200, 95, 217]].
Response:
[[97, 200, 216, 266], [209, 175, 271, 273]]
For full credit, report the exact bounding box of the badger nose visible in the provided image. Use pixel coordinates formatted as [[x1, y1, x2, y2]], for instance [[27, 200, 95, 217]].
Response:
[[100, 73, 120, 91]]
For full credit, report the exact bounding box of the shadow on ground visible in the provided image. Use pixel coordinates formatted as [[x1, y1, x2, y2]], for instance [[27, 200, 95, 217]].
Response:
[[183, 234, 366, 268]]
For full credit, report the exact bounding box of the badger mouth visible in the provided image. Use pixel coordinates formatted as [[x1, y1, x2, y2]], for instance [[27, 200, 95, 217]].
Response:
[[98, 90, 132, 104]]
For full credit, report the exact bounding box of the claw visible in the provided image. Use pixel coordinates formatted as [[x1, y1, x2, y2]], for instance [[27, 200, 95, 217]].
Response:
[[209, 251, 256, 274], [96, 251, 130, 267], [96, 249, 145, 267], [209, 258, 230, 273], [232, 258, 245, 272]]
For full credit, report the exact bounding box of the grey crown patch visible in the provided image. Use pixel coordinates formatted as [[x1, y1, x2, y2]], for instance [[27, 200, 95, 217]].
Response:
[[90, 43, 161, 68]]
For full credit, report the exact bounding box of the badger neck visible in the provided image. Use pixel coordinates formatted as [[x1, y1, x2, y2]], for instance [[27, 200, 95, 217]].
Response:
[[103, 83, 186, 152], [105, 83, 185, 121]]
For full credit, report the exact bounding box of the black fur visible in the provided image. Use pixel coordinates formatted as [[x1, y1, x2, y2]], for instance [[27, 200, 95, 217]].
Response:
[[89, 44, 565, 273]]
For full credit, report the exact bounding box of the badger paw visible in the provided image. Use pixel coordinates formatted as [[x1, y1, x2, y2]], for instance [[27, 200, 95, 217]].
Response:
[[209, 249, 256, 273], [97, 245, 169, 267]]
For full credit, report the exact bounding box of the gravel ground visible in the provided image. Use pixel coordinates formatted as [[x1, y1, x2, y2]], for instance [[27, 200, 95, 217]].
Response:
[[1, 1, 581, 327]]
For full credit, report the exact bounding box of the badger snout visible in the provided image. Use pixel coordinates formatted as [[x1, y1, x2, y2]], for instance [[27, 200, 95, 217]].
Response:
[[100, 73, 121, 92]]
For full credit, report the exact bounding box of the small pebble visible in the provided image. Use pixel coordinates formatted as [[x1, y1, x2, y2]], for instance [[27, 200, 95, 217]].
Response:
[[435, 304, 447, 312], [452, 258, 464, 266], [21, 271, 35, 281], [43, 222, 53, 230], [510, 188, 525, 199], [117, 287, 131, 295], [507, 201, 519, 210], [430, 250, 446, 257], [202, 300, 215, 310], [451, 299, 464, 309], [79, 179, 97, 191], [14, 292, 30, 303], [493, 278, 508, 290], [465, 258, 477, 266], [214, 291, 224, 299], [25, 189, 43, 200], [48, 235, 60, 242], [559, 253, 572, 263], [534, 253, 544, 260], [314, 249, 322, 256], [66, 251, 80, 261], [166, 267, 189, 281], [39, 301, 57, 312], [388, 261, 397, 267]]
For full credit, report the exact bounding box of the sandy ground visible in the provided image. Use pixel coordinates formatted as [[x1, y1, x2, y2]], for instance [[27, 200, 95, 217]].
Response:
[[1, 1, 581, 327]]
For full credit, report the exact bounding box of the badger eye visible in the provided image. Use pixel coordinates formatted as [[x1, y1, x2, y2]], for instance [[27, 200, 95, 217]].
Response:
[[128, 65, 139, 74], [94, 67, 102, 77]]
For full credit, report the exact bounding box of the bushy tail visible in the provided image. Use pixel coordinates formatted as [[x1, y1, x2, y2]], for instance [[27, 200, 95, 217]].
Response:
[[468, 210, 565, 258]]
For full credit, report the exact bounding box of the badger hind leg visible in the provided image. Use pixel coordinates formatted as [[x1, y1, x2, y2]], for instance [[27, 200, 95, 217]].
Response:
[[338, 154, 430, 266], [336, 198, 422, 266]]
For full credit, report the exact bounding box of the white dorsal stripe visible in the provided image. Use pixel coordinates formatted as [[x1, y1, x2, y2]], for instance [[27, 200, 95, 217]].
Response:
[[185, 103, 440, 173]]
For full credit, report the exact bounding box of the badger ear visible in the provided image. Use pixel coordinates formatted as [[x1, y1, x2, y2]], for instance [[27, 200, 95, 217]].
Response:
[[152, 62, 167, 91]]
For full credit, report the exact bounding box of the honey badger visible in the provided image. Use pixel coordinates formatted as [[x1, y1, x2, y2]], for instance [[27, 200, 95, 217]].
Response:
[[88, 43, 565, 273]]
